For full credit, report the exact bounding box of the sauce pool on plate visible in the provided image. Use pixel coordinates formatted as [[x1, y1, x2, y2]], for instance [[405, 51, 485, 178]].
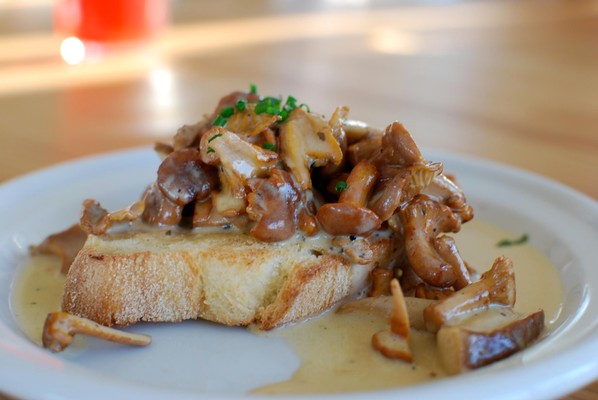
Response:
[[10, 218, 564, 394]]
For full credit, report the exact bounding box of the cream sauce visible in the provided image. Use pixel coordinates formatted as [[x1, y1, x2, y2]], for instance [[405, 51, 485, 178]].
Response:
[[11, 218, 564, 394], [11, 255, 65, 346], [253, 218, 563, 394]]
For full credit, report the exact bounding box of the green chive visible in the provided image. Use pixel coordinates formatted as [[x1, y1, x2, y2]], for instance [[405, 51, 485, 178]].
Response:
[[220, 106, 234, 118], [300, 103, 311, 113], [206, 146, 215, 154], [212, 115, 227, 127], [286, 95, 297, 108], [235, 99, 247, 111], [208, 132, 223, 143], [262, 142, 276, 151], [249, 83, 257, 94], [497, 234, 529, 247], [335, 181, 348, 193]]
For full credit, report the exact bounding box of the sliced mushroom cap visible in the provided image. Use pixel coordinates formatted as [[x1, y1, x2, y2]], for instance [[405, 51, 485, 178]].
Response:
[[199, 127, 278, 180], [157, 148, 217, 206], [319, 106, 350, 176], [437, 309, 544, 374], [225, 103, 281, 136], [279, 107, 343, 190]]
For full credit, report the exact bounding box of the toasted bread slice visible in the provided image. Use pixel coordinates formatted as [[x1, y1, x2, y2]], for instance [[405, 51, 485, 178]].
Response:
[[62, 229, 393, 330]]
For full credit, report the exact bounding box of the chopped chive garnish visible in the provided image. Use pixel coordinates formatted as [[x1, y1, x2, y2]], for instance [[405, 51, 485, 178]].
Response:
[[249, 83, 257, 94], [235, 99, 247, 111], [206, 146, 215, 154], [220, 106, 234, 118], [299, 103, 311, 113], [212, 115, 227, 127], [208, 132, 223, 143], [497, 234, 529, 247], [335, 181, 348, 193], [262, 142, 277, 151]]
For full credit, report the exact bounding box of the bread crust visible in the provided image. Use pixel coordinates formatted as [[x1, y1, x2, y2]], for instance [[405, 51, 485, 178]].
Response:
[[62, 229, 393, 329]]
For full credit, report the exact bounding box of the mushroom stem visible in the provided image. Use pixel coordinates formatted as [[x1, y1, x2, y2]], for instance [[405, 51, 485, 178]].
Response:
[[316, 160, 381, 236], [43, 312, 152, 352], [423, 256, 516, 333], [371, 279, 413, 362]]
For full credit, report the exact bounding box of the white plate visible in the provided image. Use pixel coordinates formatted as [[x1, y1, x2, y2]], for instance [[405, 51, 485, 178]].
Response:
[[0, 148, 597, 400]]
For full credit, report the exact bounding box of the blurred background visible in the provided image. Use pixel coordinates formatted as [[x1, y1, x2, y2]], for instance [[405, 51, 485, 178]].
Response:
[[0, 0, 596, 399], [0, 0, 596, 200]]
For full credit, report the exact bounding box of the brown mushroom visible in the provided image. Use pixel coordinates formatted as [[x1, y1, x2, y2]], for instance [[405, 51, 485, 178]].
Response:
[[319, 106, 350, 176], [172, 118, 212, 151], [368, 162, 442, 222], [246, 169, 300, 242], [316, 160, 381, 236], [423, 174, 474, 223], [199, 127, 278, 177], [80, 197, 147, 235], [199, 128, 278, 217], [371, 122, 424, 168], [157, 147, 217, 206], [423, 256, 516, 333], [279, 107, 343, 190], [43, 312, 151, 353], [342, 119, 384, 144], [437, 309, 545, 374], [31, 224, 88, 274], [434, 236, 472, 290], [400, 194, 462, 288], [141, 183, 183, 226], [347, 134, 382, 167]]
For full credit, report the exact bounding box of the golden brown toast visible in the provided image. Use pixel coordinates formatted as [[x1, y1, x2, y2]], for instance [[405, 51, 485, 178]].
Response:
[[62, 228, 394, 330]]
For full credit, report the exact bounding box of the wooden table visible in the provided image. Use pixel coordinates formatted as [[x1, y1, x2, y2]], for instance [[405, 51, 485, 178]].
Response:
[[0, 1, 596, 399]]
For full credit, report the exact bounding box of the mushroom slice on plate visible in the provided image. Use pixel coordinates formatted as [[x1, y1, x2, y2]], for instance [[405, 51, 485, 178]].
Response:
[[372, 279, 414, 362], [423, 256, 516, 333], [43, 312, 151, 353], [437, 308, 545, 374]]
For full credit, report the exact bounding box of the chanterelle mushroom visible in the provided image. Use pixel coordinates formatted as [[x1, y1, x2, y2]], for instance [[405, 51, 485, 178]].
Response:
[[279, 107, 343, 190], [246, 169, 301, 242], [43, 312, 151, 352], [199, 127, 278, 217], [423, 256, 516, 333], [401, 194, 468, 289], [316, 159, 381, 236], [156, 147, 217, 206]]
